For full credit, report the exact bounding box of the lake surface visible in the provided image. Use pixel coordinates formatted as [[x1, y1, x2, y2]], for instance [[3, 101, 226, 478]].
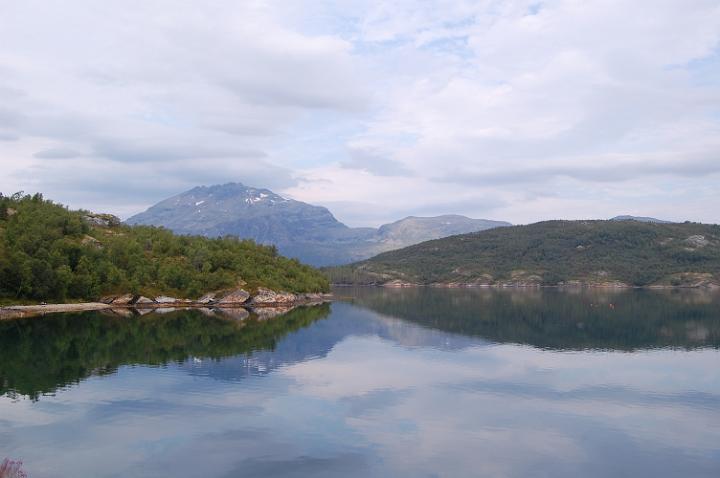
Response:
[[1, 288, 719, 477]]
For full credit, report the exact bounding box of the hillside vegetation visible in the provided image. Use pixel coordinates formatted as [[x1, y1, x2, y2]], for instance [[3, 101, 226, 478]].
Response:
[[326, 220, 720, 287], [0, 192, 329, 304]]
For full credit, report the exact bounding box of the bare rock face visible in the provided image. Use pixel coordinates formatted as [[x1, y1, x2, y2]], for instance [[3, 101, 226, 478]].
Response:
[[217, 288, 250, 304], [112, 294, 135, 305], [134, 296, 155, 305], [250, 287, 296, 305], [155, 296, 179, 304]]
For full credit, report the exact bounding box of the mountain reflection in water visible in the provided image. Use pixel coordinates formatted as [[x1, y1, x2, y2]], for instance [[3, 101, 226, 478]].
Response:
[[0, 305, 330, 399], [339, 286, 720, 350], [0, 288, 718, 478]]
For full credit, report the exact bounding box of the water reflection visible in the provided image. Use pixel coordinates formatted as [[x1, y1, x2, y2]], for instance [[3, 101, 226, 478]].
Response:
[[0, 305, 330, 399], [0, 289, 718, 477], [339, 286, 720, 350]]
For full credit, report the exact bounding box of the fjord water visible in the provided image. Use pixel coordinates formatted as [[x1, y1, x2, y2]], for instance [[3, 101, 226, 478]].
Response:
[[1, 289, 719, 477]]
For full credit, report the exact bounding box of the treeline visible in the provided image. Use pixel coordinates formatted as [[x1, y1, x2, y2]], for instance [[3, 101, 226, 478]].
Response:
[[0, 192, 329, 303], [325, 220, 720, 286]]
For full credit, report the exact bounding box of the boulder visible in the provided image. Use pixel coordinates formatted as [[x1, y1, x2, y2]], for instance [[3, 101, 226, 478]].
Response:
[[134, 296, 155, 305], [112, 294, 135, 305], [197, 292, 217, 304], [99, 295, 117, 304], [250, 287, 296, 305], [155, 296, 179, 304], [217, 288, 250, 304]]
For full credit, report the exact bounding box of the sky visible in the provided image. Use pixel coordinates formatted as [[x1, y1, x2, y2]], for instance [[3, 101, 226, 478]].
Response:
[[1, 0, 719, 227]]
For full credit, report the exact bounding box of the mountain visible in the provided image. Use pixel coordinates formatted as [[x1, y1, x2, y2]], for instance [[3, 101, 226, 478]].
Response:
[[325, 220, 720, 288], [126, 183, 510, 266], [611, 215, 674, 223]]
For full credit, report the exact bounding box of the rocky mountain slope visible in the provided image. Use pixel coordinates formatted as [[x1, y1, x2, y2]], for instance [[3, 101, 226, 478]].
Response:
[[325, 220, 720, 288], [126, 183, 510, 265]]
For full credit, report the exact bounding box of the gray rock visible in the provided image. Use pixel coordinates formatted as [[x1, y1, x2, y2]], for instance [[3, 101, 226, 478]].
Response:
[[197, 292, 217, 304], [112, 294, 135, 305], [155, 296, 178, 304], [217, 288, 250, 304], [83, 213, 121, 228], [250, 287, 296, 305], [134, 296, 155, 305], [685, 235, 710, 248]]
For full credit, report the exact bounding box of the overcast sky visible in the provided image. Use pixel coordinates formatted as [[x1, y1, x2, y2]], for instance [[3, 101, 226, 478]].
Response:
[[1, 0, 719, 226]]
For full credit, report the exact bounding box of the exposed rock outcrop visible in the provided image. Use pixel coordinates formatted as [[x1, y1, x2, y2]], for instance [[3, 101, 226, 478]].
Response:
[[250, 287, 296, 305], [685, 235, 710, 248], [82, 213, 121, 228]]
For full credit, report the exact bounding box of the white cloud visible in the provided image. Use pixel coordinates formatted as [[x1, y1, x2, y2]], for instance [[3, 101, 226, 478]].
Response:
[[1, 0, 719, 224]]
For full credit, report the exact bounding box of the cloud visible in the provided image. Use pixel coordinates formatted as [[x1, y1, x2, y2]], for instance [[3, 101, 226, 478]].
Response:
[[0, 0, 719, 224], [33, 148, 83, 159], [340, 147, 412, 176]]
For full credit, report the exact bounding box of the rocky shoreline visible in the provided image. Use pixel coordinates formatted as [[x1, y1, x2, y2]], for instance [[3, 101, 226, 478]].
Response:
[[0, 287, 333, 320], [333, 279, 720, 289]]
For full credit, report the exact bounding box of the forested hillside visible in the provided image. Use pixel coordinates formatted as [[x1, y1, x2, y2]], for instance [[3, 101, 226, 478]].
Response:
[[326, 220, 720, 287], [0, 192, 328, 303]]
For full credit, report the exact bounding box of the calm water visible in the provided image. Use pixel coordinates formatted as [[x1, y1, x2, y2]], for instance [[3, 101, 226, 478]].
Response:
[[1, 288, 719, 477]]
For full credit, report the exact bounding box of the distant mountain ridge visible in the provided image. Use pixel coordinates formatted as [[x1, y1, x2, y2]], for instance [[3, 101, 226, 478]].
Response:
[[611, 215, 674, 224], [126, 183, 511, 266]]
